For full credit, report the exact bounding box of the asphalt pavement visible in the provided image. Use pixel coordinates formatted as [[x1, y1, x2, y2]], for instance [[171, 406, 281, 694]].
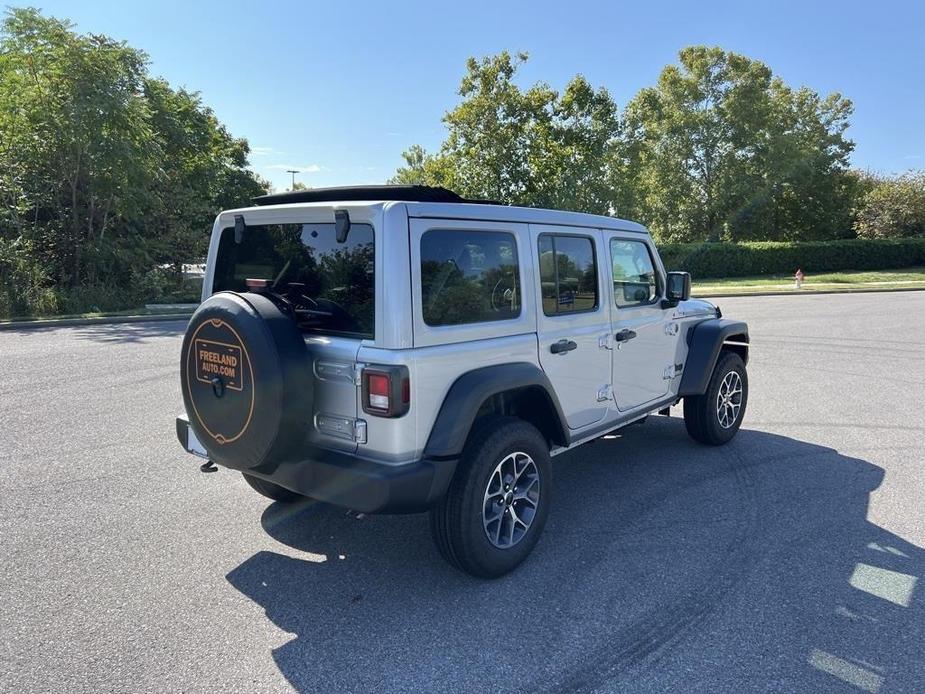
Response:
[[1, 292, 924, 693]]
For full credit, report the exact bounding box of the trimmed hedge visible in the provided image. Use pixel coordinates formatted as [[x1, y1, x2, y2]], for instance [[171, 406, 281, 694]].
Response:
[[657, 238, 925, 279]]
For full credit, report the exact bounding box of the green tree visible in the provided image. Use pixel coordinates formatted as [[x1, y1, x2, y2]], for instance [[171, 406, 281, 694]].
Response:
[[390, 52, 622, 214], [0, 7, 266, 315], [622, 46, 854, 242], [853, 171, 925, 239], [0, 7, 156, 287], [144, 78, 266, 289], [389, 144, 455, 188]]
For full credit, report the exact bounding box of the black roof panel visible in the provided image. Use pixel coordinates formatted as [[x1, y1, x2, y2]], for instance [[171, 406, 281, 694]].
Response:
[[253, 185, 498, 207]]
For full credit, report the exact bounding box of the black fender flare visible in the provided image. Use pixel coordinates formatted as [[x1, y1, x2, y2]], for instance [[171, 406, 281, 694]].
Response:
[[678, 319, 749, 397], [423, 362, 570, 459]]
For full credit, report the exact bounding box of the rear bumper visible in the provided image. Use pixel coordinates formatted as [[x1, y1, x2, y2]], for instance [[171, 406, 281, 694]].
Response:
[[176, 414, 456, 513]]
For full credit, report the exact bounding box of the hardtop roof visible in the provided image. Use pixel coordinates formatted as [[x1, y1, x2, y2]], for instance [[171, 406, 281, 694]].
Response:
[[224, 199, 649, 235], [229, 185, 649, 235], [253, 184, 495, 206]]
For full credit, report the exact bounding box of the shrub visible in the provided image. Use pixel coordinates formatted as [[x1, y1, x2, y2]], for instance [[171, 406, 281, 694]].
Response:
[[854, 171, 925, 239], [658, 238, 925, 279], [135, 267, 170, 304], [0, 239, 60, 319]]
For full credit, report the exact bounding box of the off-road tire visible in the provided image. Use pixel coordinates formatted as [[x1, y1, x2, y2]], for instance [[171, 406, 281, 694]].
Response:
[[242, 473, 302, 503], [684, 351, 748, 445], [430, 416, 551, 578]]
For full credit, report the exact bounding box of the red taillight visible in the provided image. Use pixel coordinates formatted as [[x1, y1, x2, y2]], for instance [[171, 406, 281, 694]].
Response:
[[362, 366, 410, 418], [367, 373, 391, 411], [401, 377, 410, 405]]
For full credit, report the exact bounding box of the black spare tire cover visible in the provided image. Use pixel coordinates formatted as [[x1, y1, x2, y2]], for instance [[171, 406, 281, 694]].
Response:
[[180, 291, 311, 470]]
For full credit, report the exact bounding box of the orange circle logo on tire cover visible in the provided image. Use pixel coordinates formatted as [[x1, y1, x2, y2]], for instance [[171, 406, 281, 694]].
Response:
[[185, 318, 255, 445]]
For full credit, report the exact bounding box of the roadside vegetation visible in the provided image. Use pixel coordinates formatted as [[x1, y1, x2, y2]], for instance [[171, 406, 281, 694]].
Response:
[[694, 267, 925, 296], [0, 9, 266, 319], [659, 237, 925, 278], [2, 9, 924, 319], [391, 51, 925, 274]]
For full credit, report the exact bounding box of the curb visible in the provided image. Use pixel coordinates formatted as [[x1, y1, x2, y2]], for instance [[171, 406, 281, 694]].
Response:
[[0, 313, 193, 331], [697, 286, 925, 299]]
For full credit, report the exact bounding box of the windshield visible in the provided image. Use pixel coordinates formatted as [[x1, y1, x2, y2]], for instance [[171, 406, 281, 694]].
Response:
[[212, 222, 375, 338]]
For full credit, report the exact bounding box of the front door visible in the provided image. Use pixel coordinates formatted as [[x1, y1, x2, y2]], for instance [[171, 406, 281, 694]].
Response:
[[604, 232, 676, 411], [530, 225, 612, 430]]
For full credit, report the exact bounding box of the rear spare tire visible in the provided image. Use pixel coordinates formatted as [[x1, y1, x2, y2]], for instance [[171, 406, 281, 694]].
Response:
[[180, 291, 311, 471]]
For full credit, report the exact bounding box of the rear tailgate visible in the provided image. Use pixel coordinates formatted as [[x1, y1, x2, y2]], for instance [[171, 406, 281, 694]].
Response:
[[305, 336, 362, 453]]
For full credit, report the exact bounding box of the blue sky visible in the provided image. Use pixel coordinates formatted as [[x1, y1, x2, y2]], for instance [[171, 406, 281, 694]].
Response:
[[31, 0, 925, 192]]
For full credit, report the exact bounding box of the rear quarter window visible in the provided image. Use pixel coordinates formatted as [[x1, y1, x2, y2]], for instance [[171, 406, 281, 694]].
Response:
[[420, 229, 521, 327]]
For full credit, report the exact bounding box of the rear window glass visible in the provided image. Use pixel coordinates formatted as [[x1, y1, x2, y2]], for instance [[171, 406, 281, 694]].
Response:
[[213, 222, 374, 338], [420, 229, 521, 327]]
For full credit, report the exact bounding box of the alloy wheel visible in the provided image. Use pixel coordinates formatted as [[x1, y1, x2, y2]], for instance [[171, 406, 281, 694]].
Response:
[[716, 370, 743, 429], [482, 451, 540, 549]]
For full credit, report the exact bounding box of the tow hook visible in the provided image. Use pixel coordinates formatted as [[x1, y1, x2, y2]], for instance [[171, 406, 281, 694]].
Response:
[[200, 460, 218, 473]]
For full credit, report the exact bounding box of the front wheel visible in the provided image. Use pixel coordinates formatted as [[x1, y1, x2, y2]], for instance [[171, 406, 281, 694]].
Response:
[[430, 417, 551, 578], [683, 351, 748, 445]]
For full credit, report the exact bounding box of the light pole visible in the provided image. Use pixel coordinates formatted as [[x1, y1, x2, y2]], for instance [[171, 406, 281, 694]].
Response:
[[286, 169, 298, 190]]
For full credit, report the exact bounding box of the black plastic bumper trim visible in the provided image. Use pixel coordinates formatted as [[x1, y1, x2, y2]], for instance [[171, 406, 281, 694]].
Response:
[[176, 414, 456, 514]]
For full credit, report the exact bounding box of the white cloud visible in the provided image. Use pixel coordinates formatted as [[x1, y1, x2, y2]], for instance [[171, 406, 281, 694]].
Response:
[[250, 146, 283, 157], [264, 163, 324, 173]]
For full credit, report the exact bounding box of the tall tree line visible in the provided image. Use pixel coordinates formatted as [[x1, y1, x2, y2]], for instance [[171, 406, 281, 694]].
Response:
[[3, 10, 922, 317], [0, 8, 266, 315], [391, 49, 913, 244]]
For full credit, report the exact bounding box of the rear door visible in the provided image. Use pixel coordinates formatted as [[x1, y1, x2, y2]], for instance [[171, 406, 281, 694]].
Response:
[[603, 231, 675, 411], [530, 225, 612, 430]]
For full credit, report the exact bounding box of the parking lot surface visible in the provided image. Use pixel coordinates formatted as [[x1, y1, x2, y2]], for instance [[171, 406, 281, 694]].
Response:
[[2, 292, 923, 693]]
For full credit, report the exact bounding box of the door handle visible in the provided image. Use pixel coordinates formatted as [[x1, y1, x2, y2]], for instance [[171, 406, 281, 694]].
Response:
[[550, 339, 578, 354], [614, 329, 637, 342]]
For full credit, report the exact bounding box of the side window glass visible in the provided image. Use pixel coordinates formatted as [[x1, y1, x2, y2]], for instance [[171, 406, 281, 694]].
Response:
[[610, 239, 659, 308], [420, 229, 521, 327], [537, 235, 598, 316]]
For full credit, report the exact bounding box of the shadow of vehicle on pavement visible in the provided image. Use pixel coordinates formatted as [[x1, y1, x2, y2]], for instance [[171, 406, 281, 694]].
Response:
[[226, 418, 923, 693], [71, 319, 188, 343], [3, 319, 187, 344]]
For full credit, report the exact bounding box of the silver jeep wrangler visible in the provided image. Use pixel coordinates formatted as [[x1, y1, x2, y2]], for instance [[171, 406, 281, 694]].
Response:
[[176, 185, 749, 577]]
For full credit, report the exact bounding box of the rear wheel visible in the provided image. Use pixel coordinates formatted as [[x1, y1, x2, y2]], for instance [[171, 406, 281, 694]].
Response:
[[430, 417, 551, 578], [684, 351, 748, 445], [242, 473, 302, 503]]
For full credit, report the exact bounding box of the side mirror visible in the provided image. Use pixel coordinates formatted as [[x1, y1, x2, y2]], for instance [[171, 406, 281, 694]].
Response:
[[664, 271, 691, 306]]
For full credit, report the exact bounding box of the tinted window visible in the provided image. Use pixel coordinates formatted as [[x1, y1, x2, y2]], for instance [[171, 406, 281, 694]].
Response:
[[213, 222, 374, 338], [537, 235, 598, 315], [420, 230, 521, 327], [610, 239, 659, 307]]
